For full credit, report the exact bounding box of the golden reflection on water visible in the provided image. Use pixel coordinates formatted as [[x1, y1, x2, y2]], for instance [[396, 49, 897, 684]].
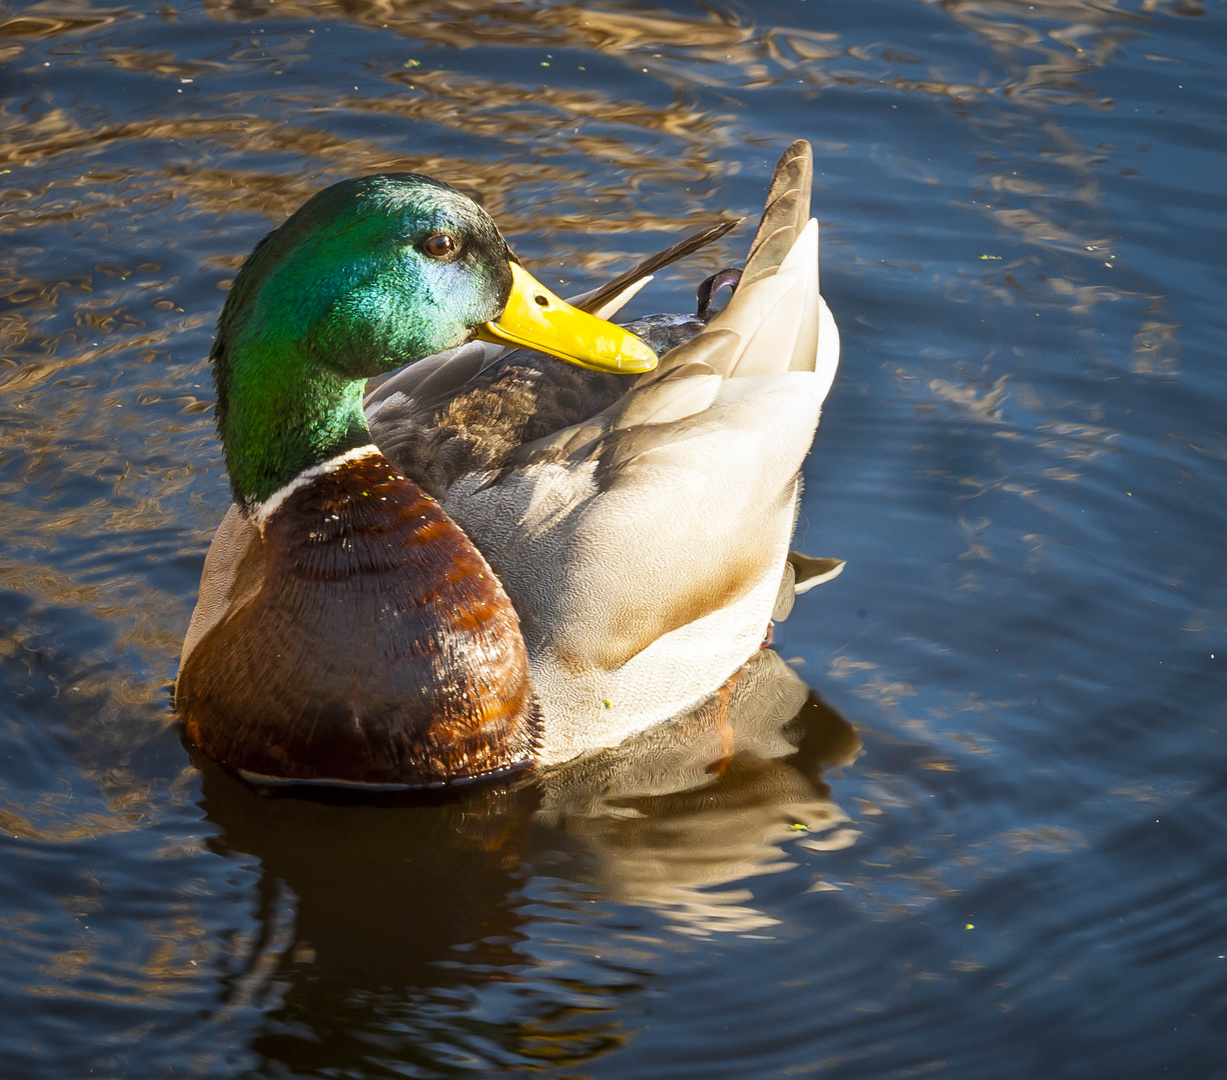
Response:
[[0, 84, 734, 251], [944, 0, 1143, 106]]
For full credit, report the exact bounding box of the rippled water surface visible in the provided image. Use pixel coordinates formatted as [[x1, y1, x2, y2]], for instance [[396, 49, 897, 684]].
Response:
[[2, 0, 1226, 1076]]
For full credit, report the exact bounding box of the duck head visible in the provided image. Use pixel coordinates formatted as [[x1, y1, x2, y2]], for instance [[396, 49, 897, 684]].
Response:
[[213, 173, 656, 510]]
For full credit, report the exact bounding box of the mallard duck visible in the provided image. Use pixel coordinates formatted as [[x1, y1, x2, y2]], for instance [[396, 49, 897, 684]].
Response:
[[176, 140, 842, 788]]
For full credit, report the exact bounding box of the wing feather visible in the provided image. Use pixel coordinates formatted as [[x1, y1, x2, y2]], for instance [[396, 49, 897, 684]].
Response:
[[568, 218, 740, 315]]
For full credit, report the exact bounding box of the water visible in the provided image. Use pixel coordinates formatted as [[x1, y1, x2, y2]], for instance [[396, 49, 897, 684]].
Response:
[[1, 0, 1225, 1076]]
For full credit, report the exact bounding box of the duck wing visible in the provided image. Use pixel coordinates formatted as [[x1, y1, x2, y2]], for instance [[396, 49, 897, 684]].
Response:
[[438, 140, 841, 764], [361, 219, 739, 498]]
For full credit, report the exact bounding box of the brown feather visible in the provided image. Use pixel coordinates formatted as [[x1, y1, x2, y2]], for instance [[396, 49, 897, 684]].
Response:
[[176, 455, 539, 787], [741, 140, 813, 287], [572, 218, 741, 315]]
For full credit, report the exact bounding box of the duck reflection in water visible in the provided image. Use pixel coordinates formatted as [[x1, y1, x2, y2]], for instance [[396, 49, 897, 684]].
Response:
[[193, 649, 859, 1073]]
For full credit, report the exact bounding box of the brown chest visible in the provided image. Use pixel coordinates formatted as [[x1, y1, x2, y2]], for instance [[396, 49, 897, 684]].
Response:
[[176, 454, 539, 787]]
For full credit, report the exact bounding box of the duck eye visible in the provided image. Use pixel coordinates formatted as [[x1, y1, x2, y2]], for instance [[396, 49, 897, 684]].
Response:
[[421, 233, 456, 259]]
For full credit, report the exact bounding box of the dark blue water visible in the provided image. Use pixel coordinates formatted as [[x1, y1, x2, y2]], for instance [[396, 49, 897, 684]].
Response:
[[2, 1, 1225, 1076]]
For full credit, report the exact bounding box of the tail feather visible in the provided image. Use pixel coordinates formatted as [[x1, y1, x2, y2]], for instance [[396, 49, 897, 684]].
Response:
[[741, 140, 814, 288], [649, 139, 824, 384]]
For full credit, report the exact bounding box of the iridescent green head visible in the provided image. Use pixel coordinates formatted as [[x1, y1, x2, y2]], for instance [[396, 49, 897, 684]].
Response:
[[212, 174, 508, 509], [212, 174, 656, 511]]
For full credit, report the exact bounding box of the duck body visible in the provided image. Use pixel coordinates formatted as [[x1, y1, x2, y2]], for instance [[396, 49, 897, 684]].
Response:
[[177, 141, 841, 786]]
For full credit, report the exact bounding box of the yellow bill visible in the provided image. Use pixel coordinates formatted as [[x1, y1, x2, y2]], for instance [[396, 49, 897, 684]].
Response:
[[476, 262, 658, 374]]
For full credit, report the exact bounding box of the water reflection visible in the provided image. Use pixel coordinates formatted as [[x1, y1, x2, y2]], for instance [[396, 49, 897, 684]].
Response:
[[196, 758, 538, 1073], [195, 649, 859, 1072], [539, 651, 860, 935]]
